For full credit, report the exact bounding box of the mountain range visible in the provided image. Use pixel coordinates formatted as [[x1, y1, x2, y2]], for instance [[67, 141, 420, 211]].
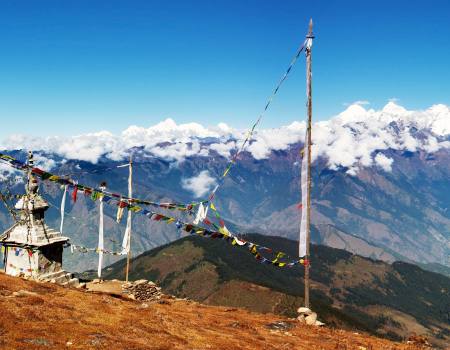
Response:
[[0, 102, 449, 273]]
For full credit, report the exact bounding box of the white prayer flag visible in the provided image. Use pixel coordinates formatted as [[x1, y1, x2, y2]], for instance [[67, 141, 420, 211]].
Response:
[[299, 129, 310, 258], [98, 196, 104, 278], [121, 162, 133, 255], [193, 202, 208, 225], [60, 185, 68, 234]]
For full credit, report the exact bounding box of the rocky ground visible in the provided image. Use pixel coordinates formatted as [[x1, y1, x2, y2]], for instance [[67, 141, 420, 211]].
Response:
[[0, 272, 436, 350]]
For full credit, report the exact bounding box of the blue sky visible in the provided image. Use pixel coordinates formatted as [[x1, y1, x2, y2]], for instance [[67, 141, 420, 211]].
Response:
[[0, 0, 448, 138]]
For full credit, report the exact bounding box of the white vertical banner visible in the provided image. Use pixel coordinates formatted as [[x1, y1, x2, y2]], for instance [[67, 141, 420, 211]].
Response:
[[121, 162, 133, 255], [60, 185, 68, 234], [98, 196, 104, 278], [299, 129, 310, 258], [193, 202, 208, 225], [121, 209, 131, 255]]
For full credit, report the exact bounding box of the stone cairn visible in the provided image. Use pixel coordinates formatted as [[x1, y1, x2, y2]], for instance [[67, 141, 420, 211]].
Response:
[[122, 279, 162, 302], [297, 307, 325, 326]]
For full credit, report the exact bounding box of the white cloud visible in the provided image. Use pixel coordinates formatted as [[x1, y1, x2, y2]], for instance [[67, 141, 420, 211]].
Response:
[[181, 170, 217, 198], [247, 121, 306, 160], [33, 154, 57, 171], [374, 153, 394, 172], [0, 103, 449, 176], [0, 162, 22, 183]]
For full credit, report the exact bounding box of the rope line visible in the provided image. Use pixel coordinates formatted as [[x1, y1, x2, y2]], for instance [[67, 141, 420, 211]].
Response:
[[206, 39, 307, 201]]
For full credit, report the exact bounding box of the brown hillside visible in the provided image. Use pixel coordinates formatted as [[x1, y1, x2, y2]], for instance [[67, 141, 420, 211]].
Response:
[[0, 272, 431, 350]]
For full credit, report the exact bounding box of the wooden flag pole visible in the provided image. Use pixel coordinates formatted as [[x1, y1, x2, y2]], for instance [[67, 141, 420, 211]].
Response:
[[125, 155, 133, 283], [304, 18, 314, 309]]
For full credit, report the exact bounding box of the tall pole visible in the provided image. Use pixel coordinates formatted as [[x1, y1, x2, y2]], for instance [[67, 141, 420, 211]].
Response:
[[125, 155, 133, 283], [304, 19, 314, 309]]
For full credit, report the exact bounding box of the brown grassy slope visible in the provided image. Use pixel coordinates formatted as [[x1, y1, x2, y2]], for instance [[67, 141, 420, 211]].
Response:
[[99, 236, 450, 348], [0, 272, 429, 350]]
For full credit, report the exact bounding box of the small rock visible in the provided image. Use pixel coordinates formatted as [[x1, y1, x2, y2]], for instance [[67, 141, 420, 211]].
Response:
[[297, 307, 312, 315], [305, 312, 317, 325], [297, 314, 306, 323], [23, 338, 51, 346], [266, 321, 295, 331], [12, 290, 39, 297], [134, 279, 148, 285], [76, 283, 86, 289]]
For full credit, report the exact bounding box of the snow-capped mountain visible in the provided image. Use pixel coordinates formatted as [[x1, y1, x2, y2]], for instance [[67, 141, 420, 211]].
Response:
[[0, 102, 449, 272]]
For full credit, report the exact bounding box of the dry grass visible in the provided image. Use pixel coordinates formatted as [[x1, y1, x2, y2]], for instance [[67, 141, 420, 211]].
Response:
[[0, 272, 429, 350]]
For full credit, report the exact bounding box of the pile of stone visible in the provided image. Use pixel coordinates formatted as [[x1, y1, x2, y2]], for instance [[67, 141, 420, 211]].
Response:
[[122, 279, 162, 302], [297, 307, 325, 326], [406, 334, 431, 347]]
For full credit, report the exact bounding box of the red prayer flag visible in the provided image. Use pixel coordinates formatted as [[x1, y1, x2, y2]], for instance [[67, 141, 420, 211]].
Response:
[[203, 218, 212, 226], [153, 214, 164, 221], [72, 186, 78, 203], [32, 167, 44, 175]]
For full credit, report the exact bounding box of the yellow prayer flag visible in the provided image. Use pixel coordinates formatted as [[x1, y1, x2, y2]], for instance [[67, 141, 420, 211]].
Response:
[[210, 202, 216, 211], [222, 167, 231, 177], [218, 227, 230, 236]]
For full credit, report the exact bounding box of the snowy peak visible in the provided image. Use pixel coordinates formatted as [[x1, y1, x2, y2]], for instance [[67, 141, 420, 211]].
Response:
[[381, 101, 409, 116], [0, 103, 449, 175]]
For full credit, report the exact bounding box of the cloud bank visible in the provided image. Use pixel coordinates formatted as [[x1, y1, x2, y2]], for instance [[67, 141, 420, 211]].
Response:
[[0, 102, 449, 175]]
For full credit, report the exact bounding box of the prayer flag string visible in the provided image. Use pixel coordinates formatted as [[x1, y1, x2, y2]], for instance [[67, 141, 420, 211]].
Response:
[[0, 154, 308, 268], [0, 153, 204, 212]]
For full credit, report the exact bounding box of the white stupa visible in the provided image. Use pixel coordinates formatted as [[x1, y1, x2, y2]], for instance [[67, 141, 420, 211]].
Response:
[[0, 152, 78, 286]]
